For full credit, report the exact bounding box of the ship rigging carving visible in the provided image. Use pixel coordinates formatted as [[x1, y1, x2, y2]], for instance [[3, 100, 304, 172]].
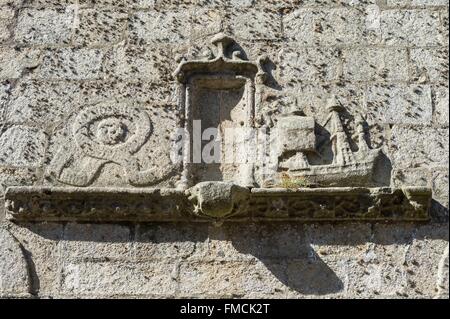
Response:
[[275, 96, 382, 187]]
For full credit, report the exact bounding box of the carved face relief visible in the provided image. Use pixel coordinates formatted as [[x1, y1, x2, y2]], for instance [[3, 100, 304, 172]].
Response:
[[96, 118, 127, 146], [73, 104, 152, 161], [47, 102, 177, 187]]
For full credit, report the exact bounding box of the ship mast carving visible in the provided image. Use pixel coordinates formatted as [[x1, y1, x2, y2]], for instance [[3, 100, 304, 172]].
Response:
[[276, 96, 382, 187]]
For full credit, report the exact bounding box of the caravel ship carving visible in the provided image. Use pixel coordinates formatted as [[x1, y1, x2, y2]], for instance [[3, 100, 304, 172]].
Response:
[[276, 96, 382, 187]]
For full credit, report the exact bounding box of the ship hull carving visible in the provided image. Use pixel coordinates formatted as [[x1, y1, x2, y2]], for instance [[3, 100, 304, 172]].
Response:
[[276, 97, 382, 187]]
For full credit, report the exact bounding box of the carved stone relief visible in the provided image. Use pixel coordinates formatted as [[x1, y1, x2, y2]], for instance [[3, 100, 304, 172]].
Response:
[[46, 101, 179, 188], [173, 33, 268, 189], [272, 97, 382, 187], [3, 33, 432, 222]]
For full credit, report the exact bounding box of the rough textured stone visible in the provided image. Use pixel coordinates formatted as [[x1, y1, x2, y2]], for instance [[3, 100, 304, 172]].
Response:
[[387, 0, 449, 6], [432, 170, 449, 204], [0, 0, 448, 300], [0, 227, 30, 297], [280, 47, 342, 84], [178, 260, 287, 297], [0, 80, 10, 114], [284, 8, 377, 46], [134, 224, 208, 261], [225, 8, 281, 41], [0, 125, 47, 167], [112, 45, 179, 82], [0, 19, 11, 43], [391, 168, 430, 188], [61, 260, 178, 297], [0, 167, 38, 193], [410, 48, 449, 84], [0, 48, 41, 80], [129, 10, 191, 45], [433, 85, 449, 125], [6, 222, 63, 296], [74, 9, 128, 47], [343, 48, 409, 82], [62, 224, 132, 260], [381, 10, 444, 46], [404, 224, 449, 297], [14, 8, 74, 45], [5, 80, 82, 126], [34, 48, 107, 80], [389, 126, 449, 169], [365, 84, 433, 125]]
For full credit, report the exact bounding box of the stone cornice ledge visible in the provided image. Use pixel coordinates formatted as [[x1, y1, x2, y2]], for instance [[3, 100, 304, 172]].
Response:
[[4, 184, 431, 222]]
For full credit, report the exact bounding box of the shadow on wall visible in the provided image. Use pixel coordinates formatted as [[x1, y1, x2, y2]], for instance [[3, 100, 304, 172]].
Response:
[[9, 215, 449, 297]]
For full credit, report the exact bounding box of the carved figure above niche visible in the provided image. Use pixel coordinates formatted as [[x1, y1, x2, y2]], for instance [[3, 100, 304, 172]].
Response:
[[4, 34, 432, 222]]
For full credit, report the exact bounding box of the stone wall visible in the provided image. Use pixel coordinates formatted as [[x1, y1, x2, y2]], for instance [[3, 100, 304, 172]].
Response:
[[0, 0, 448, 298]]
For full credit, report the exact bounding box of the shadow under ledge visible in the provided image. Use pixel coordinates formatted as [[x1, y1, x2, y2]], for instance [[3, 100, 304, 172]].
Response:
[[4, 182, 431, 223]]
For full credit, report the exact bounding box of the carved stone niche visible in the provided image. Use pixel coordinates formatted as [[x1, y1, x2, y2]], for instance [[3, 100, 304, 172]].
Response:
[[4, 34, 432, 222], [173, 33, 267, 189]]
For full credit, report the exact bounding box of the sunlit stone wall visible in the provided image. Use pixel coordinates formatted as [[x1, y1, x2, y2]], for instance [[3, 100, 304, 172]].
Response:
[[0, 0, 448, 298]]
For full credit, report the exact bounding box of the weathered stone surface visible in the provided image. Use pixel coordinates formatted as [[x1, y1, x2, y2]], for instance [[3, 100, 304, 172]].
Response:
[[387, 0, 449, 6], [381, 10, 444, 46], [44, 101, 180, 188], [4, 186, 432, 222], [280, 47, 341, 84], [74, 9, 128, 47], [79, 0, 151, 8], [0, 48, 41, 80], [0, 0, 447, 300], [178, 260, 286, 296], [33, 48, 107, 80], [212, 223, 307, 260], [129, 10, 191, 45], [432, 170, 449, 203], [61, 260, 178, 297], [389, 126, 449, 169], [433, 85, 449, 125], [0, 167, 38, 193], [391, 168, 429, 188], [365, 84, 432, 125], [282, 83, 366, 125], [0, 227, 30, 297], [437, 244, 449, 296], [0, 5, 14, 43], [6, 222, 63, 296], [342, 48, 409, 82], [441, 8, 449, 43], [6, 79, 176, 125], [23, 0, 75, 7], [62, 223, 132, 260], [0, 18, 11, 43], [284, 8, 377, 46], [190, 8, 222, 40], [0, 125, 47, 167], [0, 80, 10, 114], [14, 8, 74, 45], [134, 223, 208, 261], [5, 80, 82, 126], [224, 8, 281, 41], [410, 48, 449, 84], [403, 224, 449, 297], [112, 45, 179, 82]]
